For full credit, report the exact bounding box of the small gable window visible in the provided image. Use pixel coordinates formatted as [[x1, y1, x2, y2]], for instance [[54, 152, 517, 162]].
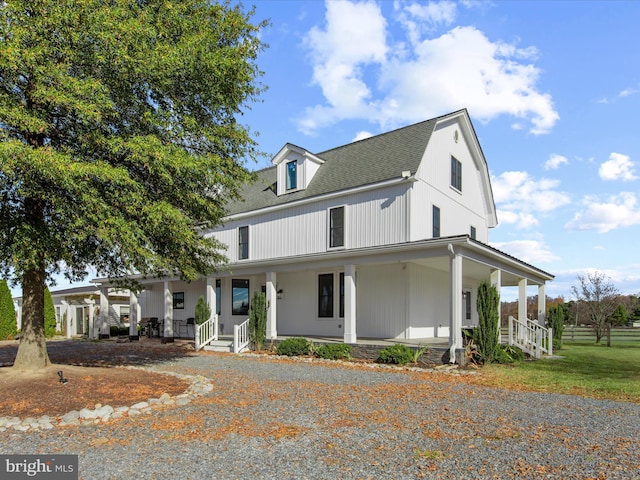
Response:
[[451, 156, 462, 191], [432, 205, 440, 238], [286, 160, 297, 190], [470, 226, 476, 239]]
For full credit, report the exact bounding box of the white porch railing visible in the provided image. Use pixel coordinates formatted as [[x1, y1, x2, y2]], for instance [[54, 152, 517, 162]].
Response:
[[233, 318, 250, 354], [195, 314, 217, 351], [508, 315, 553, 359]]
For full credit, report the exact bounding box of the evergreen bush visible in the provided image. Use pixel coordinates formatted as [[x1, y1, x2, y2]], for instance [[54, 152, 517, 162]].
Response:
[[276, 337, 310, 356], [547, 304, 565, 350], [195, 296, 211, 325], [314, 343, 352, 360], [476, 281, 500, 364], [377, 344, 415, 365], [44, 287, 57, 338], [249, 291, 268, 351], [0, 280, 17, 340]]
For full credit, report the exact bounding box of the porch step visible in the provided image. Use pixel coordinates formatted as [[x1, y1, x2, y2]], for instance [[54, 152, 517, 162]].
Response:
[[202, 340, 234, 353]]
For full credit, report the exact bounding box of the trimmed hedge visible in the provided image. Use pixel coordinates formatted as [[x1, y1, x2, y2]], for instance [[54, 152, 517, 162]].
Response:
[[377, 343, 415, 365], [314, 343, 352, 360], [276, 337, 311, 356]]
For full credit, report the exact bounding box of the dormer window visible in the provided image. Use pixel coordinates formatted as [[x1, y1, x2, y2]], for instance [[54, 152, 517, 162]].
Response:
[[272, 144, 324, 196], [286, 161, 297, 190]]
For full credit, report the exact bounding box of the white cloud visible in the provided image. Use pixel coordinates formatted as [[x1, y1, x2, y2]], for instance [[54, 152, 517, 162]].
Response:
[[491, 239, 559, 264], [544, 153, 568, 170], [352, 131, 374, 142], [565, 192, 640, 233], [620, 87, 640, 97], [491, 171, 570, 230], [395, 1, 458, 44], [299, 0, 559, 135], [598, 152, 638, 182]]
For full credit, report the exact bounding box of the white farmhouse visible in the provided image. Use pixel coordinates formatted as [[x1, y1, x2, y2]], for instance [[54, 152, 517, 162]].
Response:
[[94, 109, 553, 362]]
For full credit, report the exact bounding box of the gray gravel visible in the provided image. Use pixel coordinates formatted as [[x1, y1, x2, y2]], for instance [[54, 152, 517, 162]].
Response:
[[2, 353, 639, 479]]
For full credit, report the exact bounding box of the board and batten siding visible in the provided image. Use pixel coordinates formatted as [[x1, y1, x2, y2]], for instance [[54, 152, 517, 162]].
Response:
[[410, 120, 489, 243], [208, 183, 409, 262]]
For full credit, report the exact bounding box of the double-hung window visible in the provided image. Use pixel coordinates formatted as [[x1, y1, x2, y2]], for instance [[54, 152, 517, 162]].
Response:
[[432, 205, 440, 238], [286, 160, 297, 190], [238, 226, 249, 260], [173, 292, 185, 310], [329, 206, 344, 248], [451, 156, 462, 191], [318, 273, 334, 318]]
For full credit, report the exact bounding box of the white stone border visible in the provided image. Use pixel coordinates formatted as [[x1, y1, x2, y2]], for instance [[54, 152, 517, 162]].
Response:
[[0, 367, 213, 433]]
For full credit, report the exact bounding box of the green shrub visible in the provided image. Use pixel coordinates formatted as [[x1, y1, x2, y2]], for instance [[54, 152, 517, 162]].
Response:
[[110, 326, 129, 336], [314, 343, 352, 360], [276, 337, 310, 356], [377, 344, 415, 365], [44, 287, 57, 338], [249, 291, 268, 351], [476, 281, 500, 363], [547, 304, 565, 350], [0, 279, 17, 340], [494, 344, 524, 364], [195, 296, 211, 325]]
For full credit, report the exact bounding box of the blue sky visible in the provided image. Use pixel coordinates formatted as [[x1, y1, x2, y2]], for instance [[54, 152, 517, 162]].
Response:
[[237, 0, 640, 301], [18, 1, 639, 301]]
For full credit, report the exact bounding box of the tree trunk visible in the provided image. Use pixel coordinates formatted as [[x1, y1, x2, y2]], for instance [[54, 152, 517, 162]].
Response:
[[12, 195, 51, 370], [13, 267, 51, 370]]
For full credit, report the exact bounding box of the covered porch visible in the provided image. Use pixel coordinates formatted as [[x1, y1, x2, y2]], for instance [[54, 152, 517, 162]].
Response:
[[93, 235, 553, 364]]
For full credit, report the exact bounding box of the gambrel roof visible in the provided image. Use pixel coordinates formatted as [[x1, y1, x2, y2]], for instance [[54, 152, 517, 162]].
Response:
[[225, 109, 489, 217]]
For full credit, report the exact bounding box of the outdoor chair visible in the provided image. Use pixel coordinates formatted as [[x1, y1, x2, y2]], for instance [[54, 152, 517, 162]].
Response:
[[181, 317, 195, 338], [148, 317, 160, 338]]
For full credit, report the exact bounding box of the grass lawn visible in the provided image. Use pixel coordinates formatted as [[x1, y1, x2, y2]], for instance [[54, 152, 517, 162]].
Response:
[[478, 342, 640, 403]]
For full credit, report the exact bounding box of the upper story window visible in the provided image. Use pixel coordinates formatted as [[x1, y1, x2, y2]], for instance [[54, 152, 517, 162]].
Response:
[[286, 160, 297, 190], [432, 205, 440, 238], [470, 226, 476, 240], [329, 206, 345, 248], [451, 156, 462, 191], [238, 226, 249, 260]]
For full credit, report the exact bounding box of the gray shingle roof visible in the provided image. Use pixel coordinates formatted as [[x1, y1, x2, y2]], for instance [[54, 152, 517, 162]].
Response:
[[225, 110, 463, 216]]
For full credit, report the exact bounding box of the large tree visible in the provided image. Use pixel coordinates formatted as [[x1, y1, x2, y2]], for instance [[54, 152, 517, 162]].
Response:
[[571, 271, 620, 343], [0, 0, 266, 369]]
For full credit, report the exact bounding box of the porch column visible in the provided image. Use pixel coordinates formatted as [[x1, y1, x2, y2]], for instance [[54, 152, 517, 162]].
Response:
[[129, 290, 139, 341], [490, 269, 502, 343], [538, 284, 546, 326], [87, 301, 95, 339], [344, 264, 357, 344], [163, 280, 174, 343], [266, 271, 277, 339], [61, 301, 70, 338], [98, 287, 110, 339], [449, 246, 463, 363], [518, 278, 528, 321], [206, 276, 218, 340]]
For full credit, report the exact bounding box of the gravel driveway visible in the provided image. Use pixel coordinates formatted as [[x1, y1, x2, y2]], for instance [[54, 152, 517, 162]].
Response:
[[3, 352, 639, 479]]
